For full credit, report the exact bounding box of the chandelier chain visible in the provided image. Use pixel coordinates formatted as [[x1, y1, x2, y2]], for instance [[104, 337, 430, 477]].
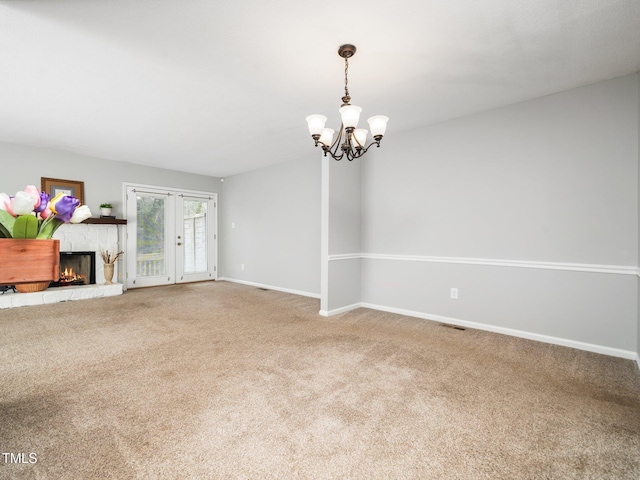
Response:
[[343, 57, 350, 103]]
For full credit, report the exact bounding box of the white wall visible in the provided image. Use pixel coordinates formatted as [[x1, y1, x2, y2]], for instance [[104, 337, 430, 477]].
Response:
[[220, 156, 321, 296], [360, 73, 639, 356], [0, 142, 221, 218]]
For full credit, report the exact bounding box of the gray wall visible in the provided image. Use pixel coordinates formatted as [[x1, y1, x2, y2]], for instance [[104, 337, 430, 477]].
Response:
[[362, 74, 637, 265], [220, 156, 321, 296], [328, 158, 361, 256], [324, 156, 362, 312], [0, 142, 221, 218], [361, 73, 639, 354]]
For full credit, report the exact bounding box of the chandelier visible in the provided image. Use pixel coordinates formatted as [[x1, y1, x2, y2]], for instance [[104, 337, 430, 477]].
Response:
[[306, 44, 389, 161]]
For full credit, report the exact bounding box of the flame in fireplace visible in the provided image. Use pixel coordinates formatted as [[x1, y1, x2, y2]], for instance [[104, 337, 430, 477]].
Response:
[[59, 267, 87, 286]]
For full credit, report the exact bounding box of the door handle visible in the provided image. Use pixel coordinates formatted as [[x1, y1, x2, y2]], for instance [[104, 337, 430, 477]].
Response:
[[177, 242, 182, 246]]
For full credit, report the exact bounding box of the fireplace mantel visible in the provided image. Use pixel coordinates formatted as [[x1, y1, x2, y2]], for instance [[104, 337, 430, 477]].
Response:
[[83, 218, 127, 225]]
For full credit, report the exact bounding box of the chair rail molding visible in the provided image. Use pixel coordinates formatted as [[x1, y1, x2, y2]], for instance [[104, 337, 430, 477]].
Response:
[[328, 253, 637, 276]]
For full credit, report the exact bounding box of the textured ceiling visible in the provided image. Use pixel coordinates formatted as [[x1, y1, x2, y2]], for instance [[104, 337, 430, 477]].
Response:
[[0, 0, 639, 177]]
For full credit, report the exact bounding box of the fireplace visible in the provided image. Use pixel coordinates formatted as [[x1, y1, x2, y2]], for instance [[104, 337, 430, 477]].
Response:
[[50, 251, 96, 287]]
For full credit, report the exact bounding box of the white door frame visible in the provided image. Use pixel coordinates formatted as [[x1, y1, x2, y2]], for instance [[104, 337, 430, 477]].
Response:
[[123, 182, 218, 289]]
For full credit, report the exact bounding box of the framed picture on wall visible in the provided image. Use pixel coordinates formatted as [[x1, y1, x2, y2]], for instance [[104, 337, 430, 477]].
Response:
[[41, 177, 85, 205]]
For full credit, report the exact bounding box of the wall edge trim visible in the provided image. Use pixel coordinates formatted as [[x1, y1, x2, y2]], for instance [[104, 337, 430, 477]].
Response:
[[328, 254, 361, 261], [217, 278, 320, 299], [360, 302, 637, 360], [328, 253, 636, 275], [320, 303, 363, 317]]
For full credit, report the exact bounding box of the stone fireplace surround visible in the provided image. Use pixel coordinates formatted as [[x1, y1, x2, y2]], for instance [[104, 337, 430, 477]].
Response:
[[0, 223, 124, 309]]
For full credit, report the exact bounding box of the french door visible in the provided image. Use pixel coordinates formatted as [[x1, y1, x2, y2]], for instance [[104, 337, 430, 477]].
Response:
[[125, 184, 217, 289]]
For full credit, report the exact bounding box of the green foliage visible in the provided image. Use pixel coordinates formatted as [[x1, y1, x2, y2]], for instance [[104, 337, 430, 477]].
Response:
[[0, 209, 15, 237], [100, 203, 113, 208], [35, 217, 58, 239], [13, 215, 39, 239], [136, 197, 165, 255], [184, 200, 206, 217]]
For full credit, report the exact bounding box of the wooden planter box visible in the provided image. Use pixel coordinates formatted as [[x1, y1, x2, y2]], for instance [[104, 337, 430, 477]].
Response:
[[0, 239, 60, 285]]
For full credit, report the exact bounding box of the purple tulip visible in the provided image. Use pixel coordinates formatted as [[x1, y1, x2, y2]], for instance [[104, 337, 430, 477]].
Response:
[[50, 194, 80, 223], [34, 192, 50, 213]]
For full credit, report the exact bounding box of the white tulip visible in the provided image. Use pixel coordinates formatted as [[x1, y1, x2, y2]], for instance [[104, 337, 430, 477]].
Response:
[[69, 205, 92, 224], [0, 193, 9, 211], [12, 191, 37, 215]]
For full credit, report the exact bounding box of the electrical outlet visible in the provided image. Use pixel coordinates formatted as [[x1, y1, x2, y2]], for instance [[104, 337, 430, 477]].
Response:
[[241, 264, 245, 270], [450, 288, 458, 299]]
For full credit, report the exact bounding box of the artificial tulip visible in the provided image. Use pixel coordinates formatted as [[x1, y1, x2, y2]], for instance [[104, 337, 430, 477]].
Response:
[[48, 193, 80, 223], [0, 193, 10, 212], [34, 192, 50, 213], [11, 191, 39, 216], [0, 185, 91, 239], [70, 205, 92, 224]]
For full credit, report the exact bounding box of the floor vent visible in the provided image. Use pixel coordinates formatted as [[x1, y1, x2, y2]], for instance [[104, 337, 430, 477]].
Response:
[[257, 288, 269, 291], [440, 323, 466, 331]]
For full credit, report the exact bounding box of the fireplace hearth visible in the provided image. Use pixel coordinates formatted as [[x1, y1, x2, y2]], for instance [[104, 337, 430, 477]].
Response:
[[50, 251, 96, 288]]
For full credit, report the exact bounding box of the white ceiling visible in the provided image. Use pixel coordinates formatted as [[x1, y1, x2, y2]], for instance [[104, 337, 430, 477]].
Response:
[[1, 0, 639, 178]]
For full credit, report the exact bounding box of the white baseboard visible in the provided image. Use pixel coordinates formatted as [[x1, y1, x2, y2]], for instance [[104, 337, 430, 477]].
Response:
[[360, 302, 637, 361], [218, 279, 640, 364], [319, 303, 362, 317], [217, 277, 320, 299]]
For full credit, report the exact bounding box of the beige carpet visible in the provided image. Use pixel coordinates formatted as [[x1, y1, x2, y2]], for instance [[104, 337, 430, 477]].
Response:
[[1, 281, 639, 479]]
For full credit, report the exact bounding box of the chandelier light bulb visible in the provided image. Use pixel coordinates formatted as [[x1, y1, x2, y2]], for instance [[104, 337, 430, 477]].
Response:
[[319, 128, 335, 146], [339, 105, 362, 129], [353, 129, 368, 148], [305, 114, 327, 136], [367, 115, 389, 138]]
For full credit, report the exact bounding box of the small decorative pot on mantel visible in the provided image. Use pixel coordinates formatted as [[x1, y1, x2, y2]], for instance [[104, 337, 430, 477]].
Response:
[[100, 203, 113, 217]]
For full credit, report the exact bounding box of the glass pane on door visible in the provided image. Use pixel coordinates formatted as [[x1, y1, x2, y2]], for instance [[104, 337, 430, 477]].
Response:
[[182, 199, 207, 274], [136, 195, 167, 277]]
